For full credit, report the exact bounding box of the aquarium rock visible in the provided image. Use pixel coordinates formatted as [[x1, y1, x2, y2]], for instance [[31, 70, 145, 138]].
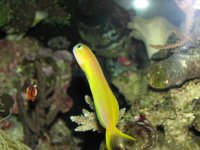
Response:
[[79, 22, 131, 58], [0, 93, 14, 117], [162, 80, 200, 150], [49, 119, 71, 144], [0, 0, 70, 38], [111, 70, 147, 104], [36, 118, 81, 150], [47, 36, 70, 50], [125, 78, 200, 150], [78, 0, 131, 58], [148, 53, 200, 89]]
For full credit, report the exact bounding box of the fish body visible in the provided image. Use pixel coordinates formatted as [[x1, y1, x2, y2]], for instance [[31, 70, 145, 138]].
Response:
[[26, 84, 37, 102], [73, 43, 135, 150]]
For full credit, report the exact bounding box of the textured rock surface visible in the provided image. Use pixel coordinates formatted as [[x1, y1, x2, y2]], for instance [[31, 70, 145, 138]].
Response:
[[125, 80, 200, 150], [110, 60, 200, 149], [111, 70, 147, 104], [148, 53, 200, 89]]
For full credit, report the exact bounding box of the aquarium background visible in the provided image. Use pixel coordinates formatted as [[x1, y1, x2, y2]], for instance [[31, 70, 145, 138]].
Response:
[[0, 0, 200, 150]]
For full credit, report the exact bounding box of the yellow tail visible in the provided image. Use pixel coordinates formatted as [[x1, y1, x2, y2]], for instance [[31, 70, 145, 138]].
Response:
[[105, 127, 135, 150]]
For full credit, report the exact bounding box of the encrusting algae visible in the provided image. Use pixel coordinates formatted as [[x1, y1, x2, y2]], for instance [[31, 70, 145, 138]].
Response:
[[72, 43, 135, 150]]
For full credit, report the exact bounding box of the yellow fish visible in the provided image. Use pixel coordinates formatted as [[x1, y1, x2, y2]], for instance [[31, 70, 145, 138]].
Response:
[[73, 43, 135, 150]]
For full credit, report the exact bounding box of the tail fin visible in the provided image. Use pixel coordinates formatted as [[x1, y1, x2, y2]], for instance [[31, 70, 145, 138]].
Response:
[[105, 127, 135, 150]]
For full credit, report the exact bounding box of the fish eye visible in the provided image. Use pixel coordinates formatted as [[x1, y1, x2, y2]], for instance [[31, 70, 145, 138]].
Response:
[[77, 43, 82, 49]]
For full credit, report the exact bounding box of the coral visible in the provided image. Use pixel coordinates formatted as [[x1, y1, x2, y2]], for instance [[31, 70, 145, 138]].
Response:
[[147, 53, 200, 89], [71, 108, 101, 132], [127, 16, 177, 58], [0, 128, 31, 150], [16, 48, 73, 148], [149, 29, 200, 51], [174, 0, 195, 34], [70, 95, 102, 132], [150, 0, 200, 51], [0, 37, 73, 149], [32, 11, 48, 27], [71, 95, 126, 132], [0, 38, 41, 95]]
